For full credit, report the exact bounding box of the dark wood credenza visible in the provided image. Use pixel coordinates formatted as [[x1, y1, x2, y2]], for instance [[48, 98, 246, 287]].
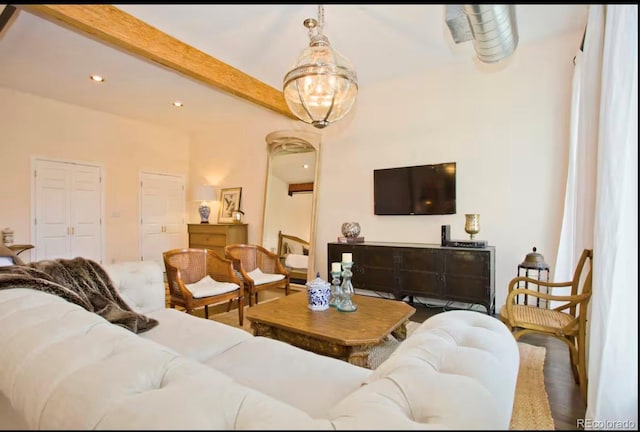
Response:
[[327, 241, 495, 314]]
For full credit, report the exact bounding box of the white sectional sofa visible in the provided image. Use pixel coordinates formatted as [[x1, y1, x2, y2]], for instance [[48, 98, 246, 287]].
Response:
[[0, 260, 519, 430]]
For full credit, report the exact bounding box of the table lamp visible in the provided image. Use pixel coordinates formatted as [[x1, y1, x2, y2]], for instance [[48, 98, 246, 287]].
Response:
[[196, 185, 216, 224]]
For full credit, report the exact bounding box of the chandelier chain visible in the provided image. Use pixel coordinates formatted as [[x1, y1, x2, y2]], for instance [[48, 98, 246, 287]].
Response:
[[317, 5, 324, 34]]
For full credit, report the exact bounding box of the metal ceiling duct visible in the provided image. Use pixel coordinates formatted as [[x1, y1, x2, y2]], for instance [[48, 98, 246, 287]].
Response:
[[446, 4, 519, 64]]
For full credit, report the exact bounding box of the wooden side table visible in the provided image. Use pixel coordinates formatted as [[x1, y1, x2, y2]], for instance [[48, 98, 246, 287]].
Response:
[[7, 244, 34, 256]]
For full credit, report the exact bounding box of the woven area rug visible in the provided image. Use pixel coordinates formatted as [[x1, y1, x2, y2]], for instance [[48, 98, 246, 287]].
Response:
[[510, 342, 555, 430], [366, 320, 418, 368]]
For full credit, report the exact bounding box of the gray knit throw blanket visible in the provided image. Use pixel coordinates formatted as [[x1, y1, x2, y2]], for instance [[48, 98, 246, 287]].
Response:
[[0, 257, 158, 333]]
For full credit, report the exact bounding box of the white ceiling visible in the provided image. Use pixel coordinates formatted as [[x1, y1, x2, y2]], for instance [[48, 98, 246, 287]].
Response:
[[0, 4, 587, 183], [271, 151, 317, 185], [0, 5, 587, 133]]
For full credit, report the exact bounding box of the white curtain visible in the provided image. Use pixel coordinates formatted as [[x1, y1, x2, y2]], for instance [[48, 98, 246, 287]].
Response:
[[555, 4, 638, 426], [553, 25, 598, 286]]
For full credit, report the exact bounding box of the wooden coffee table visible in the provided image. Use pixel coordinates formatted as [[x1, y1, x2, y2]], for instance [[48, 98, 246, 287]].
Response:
[[245, 291, 416, 368]]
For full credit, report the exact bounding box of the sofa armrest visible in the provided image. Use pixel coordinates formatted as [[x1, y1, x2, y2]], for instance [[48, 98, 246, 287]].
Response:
[[103, 261, 165, 314], [329, 310, 519, 430]]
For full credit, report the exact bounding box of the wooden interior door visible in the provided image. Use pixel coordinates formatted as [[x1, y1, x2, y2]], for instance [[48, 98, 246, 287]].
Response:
[[69, 164, 102, 261], [139, 172, 186, 267], [33, 159, 103, 262]]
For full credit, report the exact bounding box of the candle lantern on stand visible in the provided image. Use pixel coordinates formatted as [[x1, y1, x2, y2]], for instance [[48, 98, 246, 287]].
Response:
[[516, 247, 550, 308]]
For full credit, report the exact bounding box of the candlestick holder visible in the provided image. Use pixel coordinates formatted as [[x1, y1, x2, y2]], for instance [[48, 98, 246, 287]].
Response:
[[329, 270, 343, 307], [337, 261, 357, 312]]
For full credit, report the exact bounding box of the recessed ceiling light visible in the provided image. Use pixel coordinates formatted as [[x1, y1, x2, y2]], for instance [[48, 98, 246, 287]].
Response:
[[89, 75, 104, 82], [172, 101, 184, 107], [303, 164, 309, 169]]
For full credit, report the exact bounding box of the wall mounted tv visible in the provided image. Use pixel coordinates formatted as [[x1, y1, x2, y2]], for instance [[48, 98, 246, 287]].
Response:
[[373, 162, 456, 215]]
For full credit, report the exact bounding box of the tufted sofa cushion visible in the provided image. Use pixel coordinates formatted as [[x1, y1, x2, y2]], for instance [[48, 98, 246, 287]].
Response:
[[329, 310, 519, 429], [0, 288, 333, 430], [0, 260, 519, 430], [205, 334, 372, 418], [139, 308, 372, 419], [103, 261, 165, 314], [141, 307, 253, 363]]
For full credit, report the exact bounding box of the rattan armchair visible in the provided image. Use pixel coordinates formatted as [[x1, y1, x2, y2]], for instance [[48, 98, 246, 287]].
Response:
[[499, 248, 593, 400], [224, 244, 290, 307], [163, 248, 244, 324]]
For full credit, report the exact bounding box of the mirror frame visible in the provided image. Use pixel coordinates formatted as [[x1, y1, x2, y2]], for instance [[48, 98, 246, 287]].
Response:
[[261, 130, 321, 283]]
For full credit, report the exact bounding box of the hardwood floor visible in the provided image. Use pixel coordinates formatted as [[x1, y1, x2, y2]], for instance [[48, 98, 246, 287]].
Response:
[[410, 302, 587, 430]]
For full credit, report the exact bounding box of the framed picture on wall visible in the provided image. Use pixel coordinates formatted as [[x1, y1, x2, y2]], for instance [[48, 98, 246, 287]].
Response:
[[218, 187, 242, 223]]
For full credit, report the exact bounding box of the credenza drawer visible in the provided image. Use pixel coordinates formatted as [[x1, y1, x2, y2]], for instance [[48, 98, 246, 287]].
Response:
[[188, 224, 231, 235], [187, 223, 248, 253], [190, 233, 226, 246]]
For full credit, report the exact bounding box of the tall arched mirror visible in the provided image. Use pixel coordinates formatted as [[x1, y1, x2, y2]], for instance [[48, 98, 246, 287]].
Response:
[[262, 130, 321, 286]]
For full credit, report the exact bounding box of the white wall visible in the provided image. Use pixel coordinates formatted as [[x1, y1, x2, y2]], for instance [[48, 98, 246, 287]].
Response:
[[0, 87, 190, 264], [187, 112, 301, 245], [0, 27, 584, 312], [185, 31, 583, 311], [314, 31, 582, 308]]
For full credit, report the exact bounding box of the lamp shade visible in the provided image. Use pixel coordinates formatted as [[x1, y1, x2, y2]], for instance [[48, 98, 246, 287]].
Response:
[[195, 185, 215, 201]]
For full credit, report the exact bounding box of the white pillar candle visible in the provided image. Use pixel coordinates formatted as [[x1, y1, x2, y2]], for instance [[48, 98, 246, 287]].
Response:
[[331, 262, 342, 273], [342, 253, 352, 263]]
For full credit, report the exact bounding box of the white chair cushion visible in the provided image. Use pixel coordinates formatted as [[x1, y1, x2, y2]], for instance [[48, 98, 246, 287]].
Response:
[[247, 268, 285, 286], [285, 253, 308, 270], [184, 275, 239, 299]]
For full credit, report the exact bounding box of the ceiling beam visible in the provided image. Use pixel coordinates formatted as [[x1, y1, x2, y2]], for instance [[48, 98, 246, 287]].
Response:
[[20, 4, 296, 119], [0, 5, 17, 33], [288, 182, 314, 196]]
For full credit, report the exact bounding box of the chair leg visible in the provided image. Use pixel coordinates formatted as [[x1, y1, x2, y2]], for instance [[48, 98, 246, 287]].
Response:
[[248, 289, 254, 307], [254, 292, 259, 305], [204, 305, 209, 319], [226, 299, 233, 312], [567, 336, 580, 384], [577, 333, 588, 402], [285, 281, 290, 296], [238, 296, 244, 326]]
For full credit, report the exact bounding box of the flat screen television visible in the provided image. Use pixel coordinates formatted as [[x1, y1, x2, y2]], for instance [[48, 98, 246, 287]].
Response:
[[374, 162, 456, 215]]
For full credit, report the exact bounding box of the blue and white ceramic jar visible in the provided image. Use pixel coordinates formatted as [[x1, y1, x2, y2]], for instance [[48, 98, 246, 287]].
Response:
[[306, 273, 331, 311]]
